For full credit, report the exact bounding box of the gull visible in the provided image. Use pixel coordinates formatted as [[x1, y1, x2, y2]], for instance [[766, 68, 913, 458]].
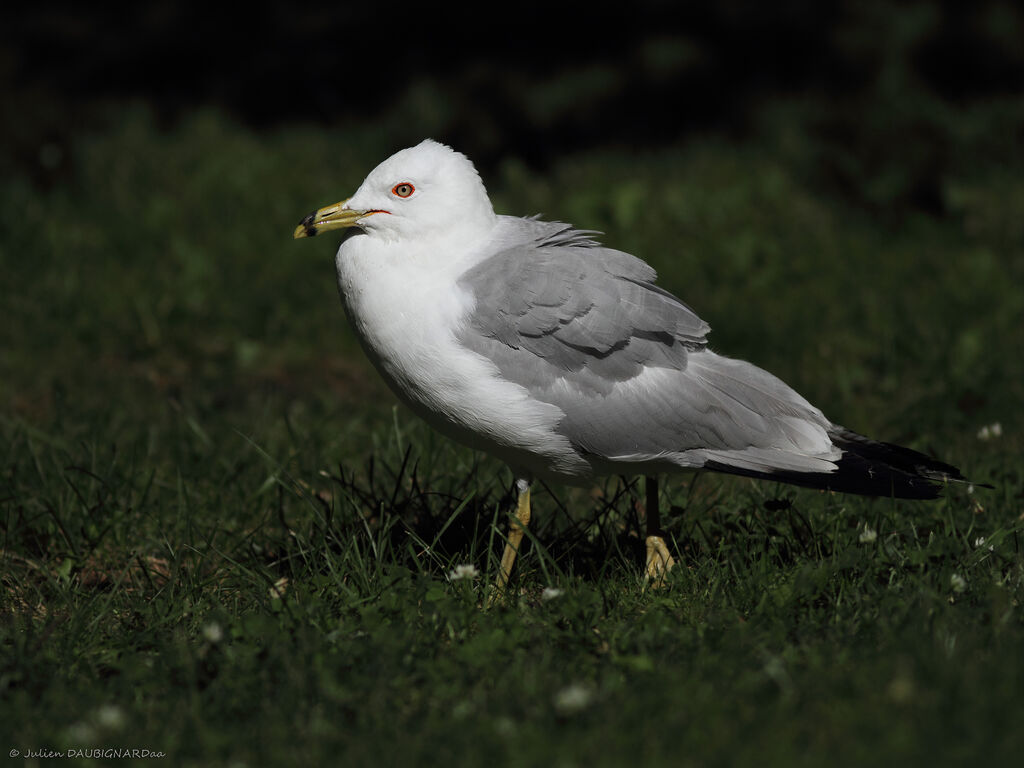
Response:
[[294, 139, 971, 589]]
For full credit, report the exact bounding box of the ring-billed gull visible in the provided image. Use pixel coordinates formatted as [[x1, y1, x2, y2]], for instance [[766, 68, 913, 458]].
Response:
[[294, 139, 972, 588]]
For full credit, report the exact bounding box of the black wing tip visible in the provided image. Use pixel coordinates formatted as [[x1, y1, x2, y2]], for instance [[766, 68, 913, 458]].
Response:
[[704, 460, 947, 500], [827, 428, 981, 493], [704, 429, 984, 501]]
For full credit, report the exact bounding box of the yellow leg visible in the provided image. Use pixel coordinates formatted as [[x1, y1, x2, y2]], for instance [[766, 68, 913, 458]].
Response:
[[644, 476, 675, 587], [495, 479, 531, 593]]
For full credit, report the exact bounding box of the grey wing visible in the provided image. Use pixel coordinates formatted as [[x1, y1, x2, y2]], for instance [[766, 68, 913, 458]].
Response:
[[458, 223, 710, 396], [457, 222, 839, 475]]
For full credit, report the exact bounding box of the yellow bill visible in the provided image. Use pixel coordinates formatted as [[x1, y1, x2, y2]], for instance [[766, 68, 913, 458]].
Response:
[[293, 198, 375, 239]]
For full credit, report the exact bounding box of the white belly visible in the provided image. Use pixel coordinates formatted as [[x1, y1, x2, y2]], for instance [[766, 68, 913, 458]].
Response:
[[335, 236, 588, 479]]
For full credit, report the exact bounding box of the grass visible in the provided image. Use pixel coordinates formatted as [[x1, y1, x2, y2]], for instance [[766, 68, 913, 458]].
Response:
[[1, 105, 1022, 767]]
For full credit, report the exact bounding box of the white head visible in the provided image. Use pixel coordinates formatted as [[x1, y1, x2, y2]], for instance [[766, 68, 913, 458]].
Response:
[[294, 140, 497, 247]]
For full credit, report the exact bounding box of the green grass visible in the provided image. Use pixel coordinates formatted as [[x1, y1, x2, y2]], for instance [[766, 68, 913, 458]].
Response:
[[2, 105, 1022, 767]]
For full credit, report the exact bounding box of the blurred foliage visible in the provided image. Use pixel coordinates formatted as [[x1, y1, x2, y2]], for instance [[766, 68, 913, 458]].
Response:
[[2, 0, 1023, 215]]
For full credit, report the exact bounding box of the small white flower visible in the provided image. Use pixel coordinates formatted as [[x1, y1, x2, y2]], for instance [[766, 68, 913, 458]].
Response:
[[202, 621, 224, 644], [950, 573, 967, 593], [541, 587, 564, 602], [447, 564, 479, 582], [269, 576, 289, 600], [974, 536, 994, 552], [553, 683, 593, 715], [95, 704, 125, 731], [858, 526, 878, 544], [977, 422, 1002, 440]]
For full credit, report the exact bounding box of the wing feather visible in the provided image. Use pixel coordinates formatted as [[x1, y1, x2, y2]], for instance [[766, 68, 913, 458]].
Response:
[[457, 220, 834, 467], [459, 220, 709, 384]]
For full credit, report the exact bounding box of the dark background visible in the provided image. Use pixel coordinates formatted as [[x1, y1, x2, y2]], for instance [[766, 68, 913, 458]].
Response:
[[3, 0, 1023, 212]]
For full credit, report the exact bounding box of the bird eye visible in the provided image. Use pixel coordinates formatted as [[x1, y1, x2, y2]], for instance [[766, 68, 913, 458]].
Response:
[[392, 182, 415, 198]]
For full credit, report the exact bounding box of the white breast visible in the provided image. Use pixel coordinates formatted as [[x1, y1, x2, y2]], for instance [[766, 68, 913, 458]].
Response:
[[334, 233, 588, 479]]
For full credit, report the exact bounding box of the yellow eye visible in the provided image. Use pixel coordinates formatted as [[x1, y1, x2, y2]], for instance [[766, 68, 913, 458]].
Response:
[[392, 182, 415, 198]]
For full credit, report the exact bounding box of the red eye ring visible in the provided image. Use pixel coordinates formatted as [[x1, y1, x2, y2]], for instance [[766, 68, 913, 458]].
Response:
[[392, 182, 415, 198]]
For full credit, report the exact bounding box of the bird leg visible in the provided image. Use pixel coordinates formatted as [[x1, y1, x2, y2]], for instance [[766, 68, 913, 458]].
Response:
[[644, 475, 675, 587], [494, 479, 532, 594]]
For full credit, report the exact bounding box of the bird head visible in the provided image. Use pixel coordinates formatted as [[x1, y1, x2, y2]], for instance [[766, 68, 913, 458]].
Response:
[[293, 139, 496, 247]]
